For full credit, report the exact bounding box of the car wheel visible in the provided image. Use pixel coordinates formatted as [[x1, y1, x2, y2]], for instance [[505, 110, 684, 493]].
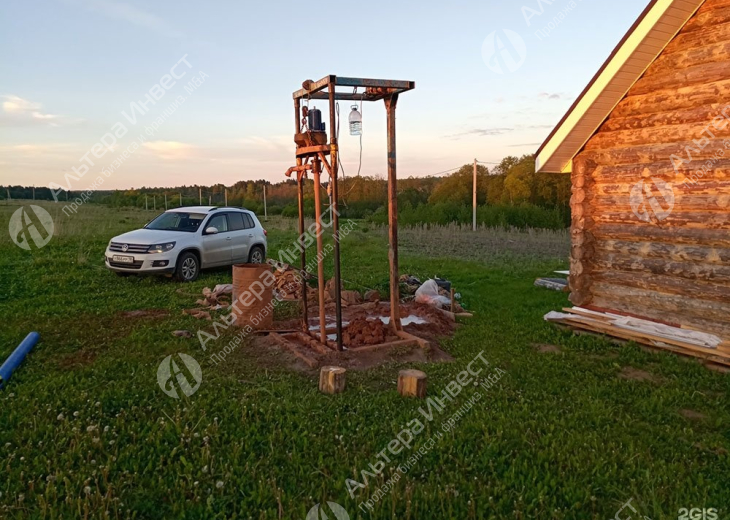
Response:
[[248, 246, 265, 264], [175, 252, 200, 282]]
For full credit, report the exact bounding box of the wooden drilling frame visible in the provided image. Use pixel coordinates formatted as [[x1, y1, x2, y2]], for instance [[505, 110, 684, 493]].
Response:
[[285, 75, 415, 352]]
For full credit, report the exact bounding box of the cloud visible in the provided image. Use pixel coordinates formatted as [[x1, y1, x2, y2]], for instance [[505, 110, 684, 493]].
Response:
[[238, 135, 291, 152], [0, 95, 62, 126], [447, 127, 515, 139], [508, 142, 543, 148], [447, 123, 554, 140], [142, 141, 195, 159], [538, 92, 564, 100], [3, 95, 42, 113], [0, 143, 76, 153], [67, 0, 184, 38]]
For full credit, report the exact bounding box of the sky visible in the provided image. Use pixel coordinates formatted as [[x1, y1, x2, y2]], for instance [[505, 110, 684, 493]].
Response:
[[0, 0, 649, 191]]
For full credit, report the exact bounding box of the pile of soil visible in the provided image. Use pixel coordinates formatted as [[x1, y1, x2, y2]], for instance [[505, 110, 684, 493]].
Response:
[[405, 303, 456, 335], [342, 318, 388, 347]]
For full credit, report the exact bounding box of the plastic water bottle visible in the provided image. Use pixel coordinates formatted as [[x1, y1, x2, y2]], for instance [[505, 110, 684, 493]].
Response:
[[349, 106, 362, 136]]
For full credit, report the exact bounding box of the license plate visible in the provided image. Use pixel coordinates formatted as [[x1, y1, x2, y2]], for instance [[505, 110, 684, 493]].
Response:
[[112, 255, 134, 264]]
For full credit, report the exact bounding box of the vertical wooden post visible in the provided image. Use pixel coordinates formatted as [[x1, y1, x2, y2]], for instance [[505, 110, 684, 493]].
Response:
[[385, 94, 402, 332], [473, 158, 477, 231], [328, 80, 344, 351], [199, 187, 202, 206], [295, 98, 309, 331], [145, 195, 148, 210], [225, 188, 228, 206], [179, 192, 182, 207], [263, 184, 268, 221], [164, 193, 167, 210], [312, 158, 327, 345], [297, 175, 308, 328]]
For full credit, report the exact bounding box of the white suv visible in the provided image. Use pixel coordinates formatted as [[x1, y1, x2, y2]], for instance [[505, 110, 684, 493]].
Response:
[[104, 206, 267, 282]]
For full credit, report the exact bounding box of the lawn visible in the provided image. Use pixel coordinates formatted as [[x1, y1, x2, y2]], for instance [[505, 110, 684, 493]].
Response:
[[0, 201, 728, 519]]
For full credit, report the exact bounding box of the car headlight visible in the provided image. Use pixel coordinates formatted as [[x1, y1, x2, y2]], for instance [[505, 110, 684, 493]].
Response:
[[147, 242, 176, 254]]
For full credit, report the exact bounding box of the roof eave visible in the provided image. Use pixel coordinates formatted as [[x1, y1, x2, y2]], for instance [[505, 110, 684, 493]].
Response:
[[534, 0, 704, 174]]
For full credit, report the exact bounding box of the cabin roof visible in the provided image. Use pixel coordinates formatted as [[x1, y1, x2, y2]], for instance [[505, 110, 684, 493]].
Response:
[[535, 0, 705, 174]]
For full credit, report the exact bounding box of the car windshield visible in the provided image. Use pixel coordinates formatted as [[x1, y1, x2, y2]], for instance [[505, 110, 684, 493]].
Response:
[[146, 212, 205, 232]]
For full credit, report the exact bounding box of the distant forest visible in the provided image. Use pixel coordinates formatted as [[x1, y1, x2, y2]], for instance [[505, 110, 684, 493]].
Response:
[[2, 155, 571, 229]]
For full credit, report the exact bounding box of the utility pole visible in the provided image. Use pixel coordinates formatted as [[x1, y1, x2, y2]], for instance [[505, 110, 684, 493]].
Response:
[[154, 196, 156, 211], [263, 184, 268, 221], [209, 195, 211, 205], [145, 195, 148, 210], [32, 186, 35, 200], [224, 188, 228, 206], [199, 187, 202, 206], [179, 192, 182, 207], [473, 158, 478, 232], [165, 193, 168, 210]]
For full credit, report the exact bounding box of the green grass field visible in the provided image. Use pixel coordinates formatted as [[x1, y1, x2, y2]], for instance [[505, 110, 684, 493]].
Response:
[[0, 201, 728, 519]]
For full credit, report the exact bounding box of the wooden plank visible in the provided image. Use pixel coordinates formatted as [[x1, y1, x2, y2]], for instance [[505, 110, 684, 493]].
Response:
[[385, 95, 401, 333], [559, 314, 727, 358], [396, 330, 431, 349], [296, 145, 331, 157], [349, 338, 417, 353], [555, 316, 730, 366]]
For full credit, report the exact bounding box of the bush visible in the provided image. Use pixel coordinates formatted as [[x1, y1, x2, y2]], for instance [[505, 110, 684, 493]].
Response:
[[368, 202, 569, 230]]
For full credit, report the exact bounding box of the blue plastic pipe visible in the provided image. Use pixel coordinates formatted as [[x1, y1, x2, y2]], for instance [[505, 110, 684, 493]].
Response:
[[0, 332, 40, 389]]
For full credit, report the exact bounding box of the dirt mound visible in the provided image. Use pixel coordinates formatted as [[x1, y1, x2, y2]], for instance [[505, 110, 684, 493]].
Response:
[[618, 366, 660, 383], [342, 318, 387, 347], [405, 303, 456, 337], [532, 343, 562, 354], [121, 309, 169, 319]]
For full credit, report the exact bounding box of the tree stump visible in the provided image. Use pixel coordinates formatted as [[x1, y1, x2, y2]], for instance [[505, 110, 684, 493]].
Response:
[[397, 369, 427, 399], [319, 366, 346, 395]]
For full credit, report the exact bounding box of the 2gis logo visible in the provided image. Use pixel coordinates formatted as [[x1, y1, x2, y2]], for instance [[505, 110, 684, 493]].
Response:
[[678, 508, 718, 520]]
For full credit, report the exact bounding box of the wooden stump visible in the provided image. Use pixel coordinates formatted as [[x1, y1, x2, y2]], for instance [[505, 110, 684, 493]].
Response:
[[319, 366, 346, 394], [397, 369, 427, 399]]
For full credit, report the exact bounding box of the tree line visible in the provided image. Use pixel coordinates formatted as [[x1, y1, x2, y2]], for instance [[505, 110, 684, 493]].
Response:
[[2, 155, 571, 229]]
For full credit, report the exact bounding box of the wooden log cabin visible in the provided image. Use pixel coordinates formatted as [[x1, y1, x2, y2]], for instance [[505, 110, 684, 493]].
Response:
[[536, 0, 730, 341]]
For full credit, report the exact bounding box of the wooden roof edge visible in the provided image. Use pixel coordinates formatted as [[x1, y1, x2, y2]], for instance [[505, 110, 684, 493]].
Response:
[[534, 0, 706, 174]]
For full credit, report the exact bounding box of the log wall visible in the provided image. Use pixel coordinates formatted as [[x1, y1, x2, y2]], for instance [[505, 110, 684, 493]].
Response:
[[571, 0, 730, 339]]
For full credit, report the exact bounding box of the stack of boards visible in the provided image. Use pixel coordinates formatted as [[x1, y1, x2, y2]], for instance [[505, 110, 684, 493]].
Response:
[[545, 307, 730, 369]]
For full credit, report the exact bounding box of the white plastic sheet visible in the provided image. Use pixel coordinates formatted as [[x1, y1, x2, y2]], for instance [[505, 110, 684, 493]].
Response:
[[415, 279, 452, 309]]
